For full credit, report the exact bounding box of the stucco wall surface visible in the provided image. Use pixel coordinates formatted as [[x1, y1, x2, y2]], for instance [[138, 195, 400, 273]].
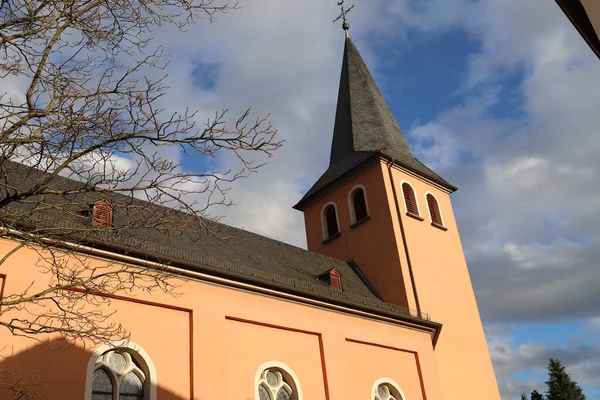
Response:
[[0, 238, 443, 400], [302, 161, 501, 400]]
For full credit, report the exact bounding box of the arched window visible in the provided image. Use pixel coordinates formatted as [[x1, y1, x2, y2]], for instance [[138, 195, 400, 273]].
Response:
[[426, 193, 443, 226], [92, 349, 146, 400], [349, 185, 369, 224], [372, 379, 405, 400], [86, 344, 155, 400], [255, 363, 302, 400], [402, 182, 419, 216], [322, 203, 339, 239]]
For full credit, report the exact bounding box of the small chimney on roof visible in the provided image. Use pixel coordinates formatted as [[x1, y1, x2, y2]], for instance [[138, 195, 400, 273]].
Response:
[[92, 199, 113, 228]]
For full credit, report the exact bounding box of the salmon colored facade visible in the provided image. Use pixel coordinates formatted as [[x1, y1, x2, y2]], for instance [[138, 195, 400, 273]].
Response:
[[302, 161, 501, 399], [1, 238, 446, 400], [0, 32, 500, 400]]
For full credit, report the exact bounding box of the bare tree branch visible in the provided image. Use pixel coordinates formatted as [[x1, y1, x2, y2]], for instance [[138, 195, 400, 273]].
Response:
[[0, 0, 281, 396]]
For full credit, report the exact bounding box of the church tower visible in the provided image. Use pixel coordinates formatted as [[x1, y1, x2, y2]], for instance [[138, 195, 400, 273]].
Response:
[[294, 31, 501, 399]]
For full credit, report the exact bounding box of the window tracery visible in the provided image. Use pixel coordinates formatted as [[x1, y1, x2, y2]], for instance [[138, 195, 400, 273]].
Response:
[[91, 349, 147, 400], [373, 382, 404, 400], [257, 368, 295, 400]]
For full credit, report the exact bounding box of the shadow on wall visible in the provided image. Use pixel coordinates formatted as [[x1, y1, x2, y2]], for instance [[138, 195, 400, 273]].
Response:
[[0, 339, 188, 400]]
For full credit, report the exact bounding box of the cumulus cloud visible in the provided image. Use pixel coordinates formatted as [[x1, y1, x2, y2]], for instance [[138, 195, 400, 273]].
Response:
[[144, 0, 600, 334], [403, 0, 600, 325], [486, 322, 600, 399]]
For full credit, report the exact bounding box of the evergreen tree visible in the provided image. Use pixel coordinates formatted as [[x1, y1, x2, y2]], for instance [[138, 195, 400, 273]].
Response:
[[531, 390, 544, 400], [545, 358, 586, 400], [522, 394, 529, 400]]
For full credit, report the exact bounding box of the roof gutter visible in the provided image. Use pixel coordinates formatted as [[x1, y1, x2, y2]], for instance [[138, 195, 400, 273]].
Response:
[[294, 154, 457, 212], [0, 227, 442, 343], [555, 0, 600, 59]]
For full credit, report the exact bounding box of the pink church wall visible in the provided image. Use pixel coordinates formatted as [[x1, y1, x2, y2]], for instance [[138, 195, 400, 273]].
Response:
[[382, 164, 501, 400], [301, 160, 500, 400], [302, 163, 416, 312], [0, 238, 445, 399]]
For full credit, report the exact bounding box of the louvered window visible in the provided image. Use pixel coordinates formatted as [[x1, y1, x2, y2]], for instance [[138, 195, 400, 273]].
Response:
[[351, 188, 368, 222], [324, 204, 339, 238], [402, 183, 418, 215], [92, 200, 113, 228], [426, 194, 443, 226]]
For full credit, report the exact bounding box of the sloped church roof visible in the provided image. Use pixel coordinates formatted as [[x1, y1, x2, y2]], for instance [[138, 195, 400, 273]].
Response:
[[294, 37, 456, 211], [0, 160, 435, 326], [0, 34, 446, 332]]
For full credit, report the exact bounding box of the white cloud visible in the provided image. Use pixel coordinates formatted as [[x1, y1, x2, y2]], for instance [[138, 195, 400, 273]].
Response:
[[503, 240, 586, 270], [145, 1, 600, 397]]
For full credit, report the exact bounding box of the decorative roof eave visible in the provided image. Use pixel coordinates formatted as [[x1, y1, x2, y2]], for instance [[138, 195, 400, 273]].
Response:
[[379, 152, 458, 193], [115, 251, 443, 344], [293, 154, 379, 211], [4, 226, 442, 341], [0, 216, 440, 334], [293, 154, 457, 211], [555, 0, 600, 60]]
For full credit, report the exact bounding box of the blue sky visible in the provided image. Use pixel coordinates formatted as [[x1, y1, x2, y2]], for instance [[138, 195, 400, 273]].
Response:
[[140, 0, 600, 398]]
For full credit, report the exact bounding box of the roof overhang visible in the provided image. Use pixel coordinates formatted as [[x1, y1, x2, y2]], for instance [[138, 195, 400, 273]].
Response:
[[293, 154, 457, 212], [0, 225, 443, 344], [556, 0, 600, 59]]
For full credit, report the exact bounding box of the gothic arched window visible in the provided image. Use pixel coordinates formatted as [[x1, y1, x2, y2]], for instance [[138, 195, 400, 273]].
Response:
[[373, 381, 405, 400], [426, 193, 444, 227], [91, 349, 148, 400], [402, 182, 419, 216], [322, 203, 339, 239], [349, 186, 369, 224], [256, 365, 301, 400]]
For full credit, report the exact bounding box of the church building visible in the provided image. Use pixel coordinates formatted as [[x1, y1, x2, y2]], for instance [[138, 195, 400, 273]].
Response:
[[0, 25, 501, 400]]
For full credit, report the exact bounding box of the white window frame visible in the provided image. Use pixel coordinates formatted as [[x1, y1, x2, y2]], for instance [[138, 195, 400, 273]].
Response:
[[371, 377, 407, 400], [84, 341, 157, 400], [424, 191, 445, 227], [254, 361, 303, 400], [400, 180, 421, 216], [347, 184, 370, 224], [320, 202, 340, 240]]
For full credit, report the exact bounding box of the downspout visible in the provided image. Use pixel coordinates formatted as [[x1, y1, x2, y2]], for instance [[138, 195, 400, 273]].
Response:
[[386, 159, 422, 318]]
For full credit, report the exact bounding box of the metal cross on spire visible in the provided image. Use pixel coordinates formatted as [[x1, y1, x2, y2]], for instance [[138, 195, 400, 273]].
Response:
[[333, 0, 354, 37]]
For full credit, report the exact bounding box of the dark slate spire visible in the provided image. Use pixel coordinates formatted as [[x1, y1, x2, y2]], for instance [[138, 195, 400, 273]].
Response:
[[294, 37, 456, 211]]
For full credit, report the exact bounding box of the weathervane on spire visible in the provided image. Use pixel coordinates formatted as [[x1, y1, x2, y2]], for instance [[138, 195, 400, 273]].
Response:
[[333, 0, 354, 37]]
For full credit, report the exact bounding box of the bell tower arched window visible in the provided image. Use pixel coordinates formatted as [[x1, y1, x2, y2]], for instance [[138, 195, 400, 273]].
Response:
[[402, 182, 418, 216], [322, 203, 339, 240], [348, 185, 369, 224], [426, 193, 444, 227]]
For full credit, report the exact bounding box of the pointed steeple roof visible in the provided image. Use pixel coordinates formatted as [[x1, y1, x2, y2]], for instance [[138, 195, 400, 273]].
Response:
[[294, 37, 456, 211]]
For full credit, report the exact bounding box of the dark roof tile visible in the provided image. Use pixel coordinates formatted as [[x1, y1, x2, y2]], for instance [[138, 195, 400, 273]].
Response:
[[294, 37, 456, 210], [0, 160, 430, 322]]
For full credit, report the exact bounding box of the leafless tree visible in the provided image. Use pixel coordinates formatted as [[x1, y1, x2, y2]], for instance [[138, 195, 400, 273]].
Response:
[[0, 0, 281, 396]]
